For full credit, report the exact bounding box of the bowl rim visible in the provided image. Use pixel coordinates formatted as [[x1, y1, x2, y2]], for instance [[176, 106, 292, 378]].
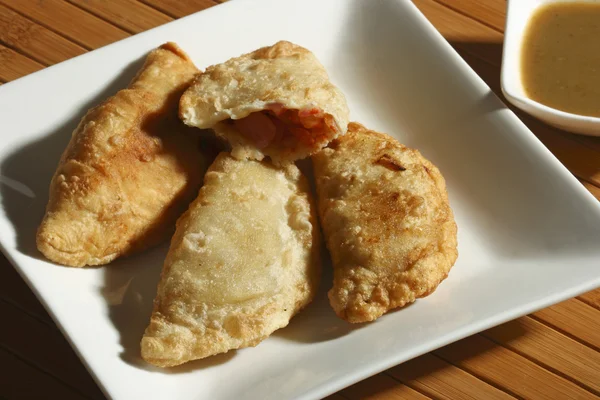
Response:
[[501, 0, 600, 126]]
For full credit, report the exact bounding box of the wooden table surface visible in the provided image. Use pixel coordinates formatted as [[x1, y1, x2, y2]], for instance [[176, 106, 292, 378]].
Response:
[[1, 1, 599, 399]]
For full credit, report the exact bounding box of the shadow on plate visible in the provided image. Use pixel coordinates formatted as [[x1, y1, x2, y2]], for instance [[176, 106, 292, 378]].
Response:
[[273, 258, 364, 344], [100, 245, 165, 371], [450, 39, 600, 188], [101, 244, 358, 371], [101, 242, 351, 370], [332, 0, 600, 260], [0, 56, 145, 260], [104, 233, 360, 367], [0, 54, 238, 373], [101, 244, 238, 373]]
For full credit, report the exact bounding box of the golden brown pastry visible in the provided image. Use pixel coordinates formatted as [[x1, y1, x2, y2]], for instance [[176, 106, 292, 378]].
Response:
[[179, 41, 349, 165], [313, 123, 458, 323], [37, 43, 210, 267], [141, 152, 320, 367]]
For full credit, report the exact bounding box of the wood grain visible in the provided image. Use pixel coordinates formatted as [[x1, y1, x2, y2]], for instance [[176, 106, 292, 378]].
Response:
[[533, 300, 600, 351], [413, 0, 503, 65], [139, 0, 218, 18], [570, 134, 600, 156], [580, 180, 600, 201], [67, 0, 172, 34], [0, 4, 86, 65], [434, 335, 598, 399], [0, 300, 104, 398], [0, 347, 90, 400], [483, 317, 600, 394], [389, 353, 514, 400], [579, 287, 600, 310], [0, 43, 44, 81], [434, 0, 506, 31], [0, 258, 53, 324], [341, 374, 431, 400], [0, 1, 600, 400], [0, 0, 128, 49]]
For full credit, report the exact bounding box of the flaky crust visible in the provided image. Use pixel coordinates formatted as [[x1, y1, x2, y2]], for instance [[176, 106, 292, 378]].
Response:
[[179, 41, 349, 164], [36, 43, 209, 267], [313, 123, 458, 323], [141, 153, 321, 367]]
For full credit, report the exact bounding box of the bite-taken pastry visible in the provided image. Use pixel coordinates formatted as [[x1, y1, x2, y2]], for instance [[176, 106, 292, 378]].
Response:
[[313, 123, 458, 323], [179, 41, 349, 165], [37, 43, 210, 267], [141, 152, 320, 367]]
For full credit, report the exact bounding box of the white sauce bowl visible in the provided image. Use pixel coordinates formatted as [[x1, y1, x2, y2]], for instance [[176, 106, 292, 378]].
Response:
[[501, 0, 600, 136]]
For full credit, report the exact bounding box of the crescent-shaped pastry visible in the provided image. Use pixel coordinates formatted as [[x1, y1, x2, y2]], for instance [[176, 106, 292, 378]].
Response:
[[179, 41, 349, 165], [313, 123, 458, 323], [141, 152, 320, 367], [37, 43, 209, 267]]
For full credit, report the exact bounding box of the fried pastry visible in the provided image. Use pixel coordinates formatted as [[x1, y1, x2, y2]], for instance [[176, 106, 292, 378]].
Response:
[[179, 41, 349, 165], [313, 123, 458, 323], [37, 43, 209, 267], [141, 152, 320, 367]]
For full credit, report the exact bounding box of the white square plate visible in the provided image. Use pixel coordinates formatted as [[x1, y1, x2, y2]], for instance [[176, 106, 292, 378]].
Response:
[[1, 0, 600, 399]]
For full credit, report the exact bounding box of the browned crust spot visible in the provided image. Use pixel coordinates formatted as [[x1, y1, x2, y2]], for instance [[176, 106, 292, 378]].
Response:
[[375, 154, 406, 171]]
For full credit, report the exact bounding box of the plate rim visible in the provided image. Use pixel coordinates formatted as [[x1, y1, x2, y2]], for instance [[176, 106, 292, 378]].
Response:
[[1, 1, 600, 399]]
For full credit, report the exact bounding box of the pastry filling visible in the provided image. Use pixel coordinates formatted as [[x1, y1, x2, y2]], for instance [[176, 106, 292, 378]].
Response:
[[232, 104, 337, 150]]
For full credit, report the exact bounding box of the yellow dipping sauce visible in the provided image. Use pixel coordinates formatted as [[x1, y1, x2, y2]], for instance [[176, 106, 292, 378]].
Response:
[[521, 2, 600, 117]]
